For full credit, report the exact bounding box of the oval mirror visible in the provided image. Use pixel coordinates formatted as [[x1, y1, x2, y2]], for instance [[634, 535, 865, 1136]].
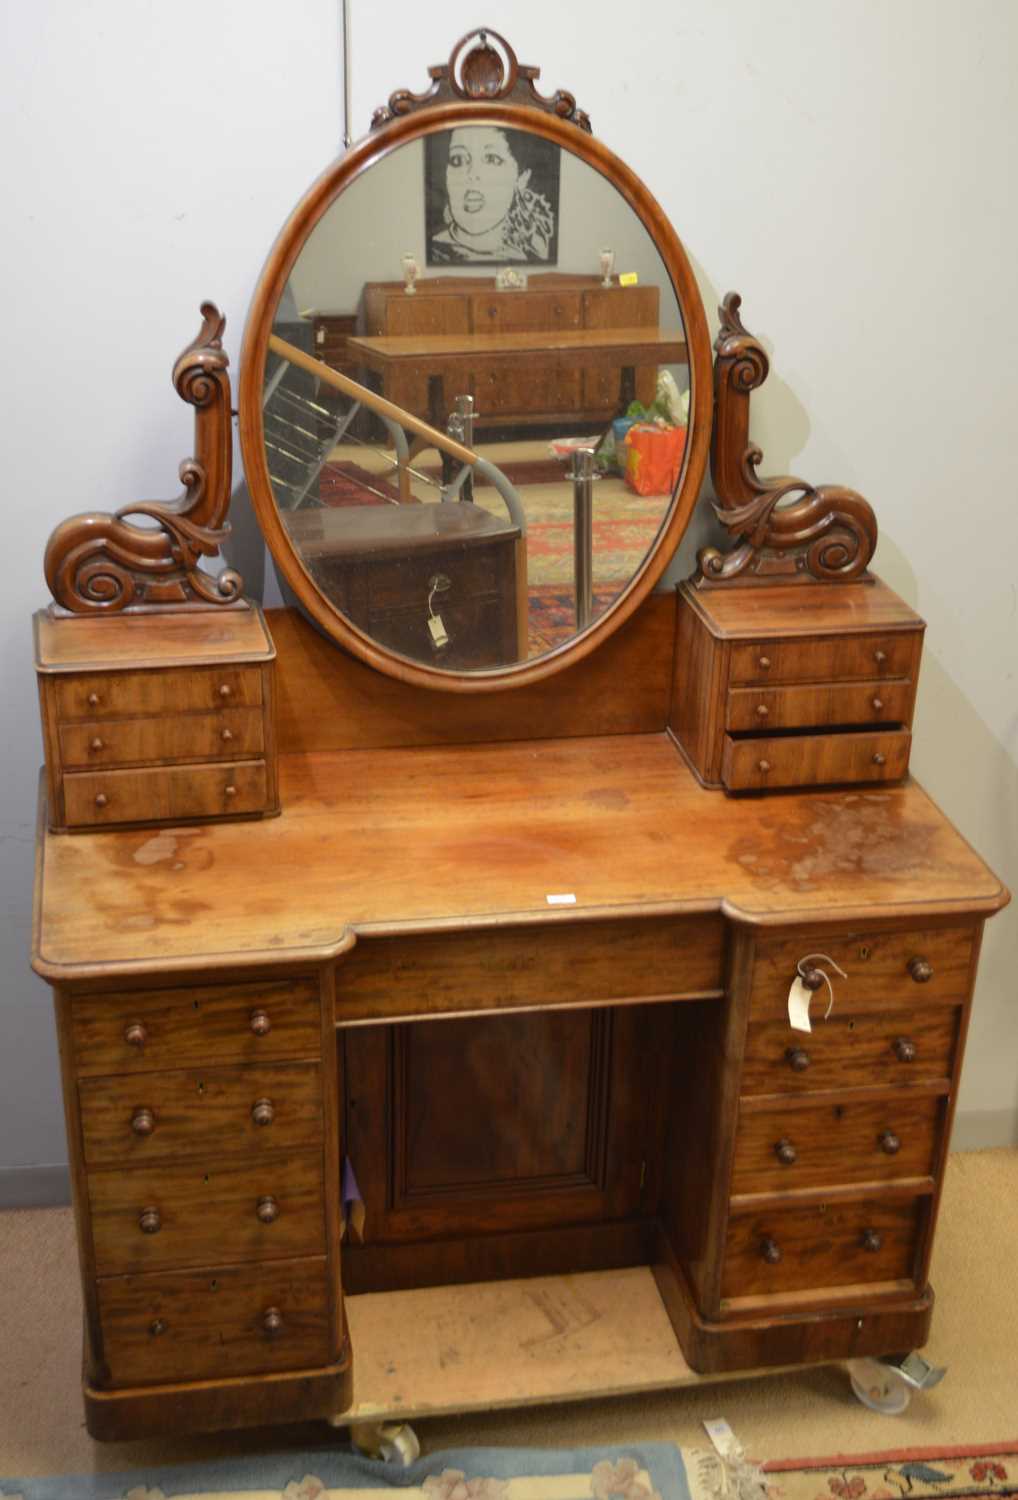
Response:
[[240, 34, 711, 691]]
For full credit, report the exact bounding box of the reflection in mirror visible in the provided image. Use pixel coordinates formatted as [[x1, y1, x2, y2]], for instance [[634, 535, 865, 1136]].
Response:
[[262, 128, 689, 672]]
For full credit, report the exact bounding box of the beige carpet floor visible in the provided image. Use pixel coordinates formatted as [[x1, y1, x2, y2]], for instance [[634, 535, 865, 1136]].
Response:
[[1, 1149, 1016, 1478]]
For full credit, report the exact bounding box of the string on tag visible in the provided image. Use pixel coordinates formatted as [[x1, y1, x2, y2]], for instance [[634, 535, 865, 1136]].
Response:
[[796, 953, 847, 1020]]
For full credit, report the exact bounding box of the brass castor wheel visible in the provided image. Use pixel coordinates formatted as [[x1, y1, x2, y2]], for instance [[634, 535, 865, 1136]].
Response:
[[345, 1419, 421, 1465]]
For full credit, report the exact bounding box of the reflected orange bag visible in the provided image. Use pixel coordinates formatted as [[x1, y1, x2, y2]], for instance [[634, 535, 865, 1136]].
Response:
[[623, 424, 687, 496]]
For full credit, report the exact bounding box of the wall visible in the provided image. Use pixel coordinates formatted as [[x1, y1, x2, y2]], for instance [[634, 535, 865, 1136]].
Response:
[[1, 0, 1015, 1204]]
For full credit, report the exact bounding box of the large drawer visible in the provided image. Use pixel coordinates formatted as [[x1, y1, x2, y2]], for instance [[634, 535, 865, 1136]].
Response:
[[731, 1094, 943, 1197], [89, 1150, 325, 1275], [741, 1007, 959, 1095], [54, 665, 263, 720], [97, 1255, 332, 1385], [749, 926, 975, 1020], [71, 979, 321, 1077], [334, 914, 724, 1024], [58, 707, 264, 768], [725, 680, 914, 733], [729, 633, 919, 687], [79, 1062, 323, 1166], [63, 759, 268, 827], [722, 728, 911, 791], [722, 1195, 923, 1302]]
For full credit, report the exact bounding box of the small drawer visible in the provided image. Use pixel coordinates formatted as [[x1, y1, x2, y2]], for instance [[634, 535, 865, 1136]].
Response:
[[71, 979, 321, 1077], [54, 665, 263, 721], [722, 1195, 923, 1302], [725, 680, 914, 733], [62, 760, 268, 827], [721, 728, 910, 790], [79, 1062, 323, 1166], [729, 633, 919, 687], [58, 708, 264, 769], [97, 1255, 332, 1385], [741, 1007, 959, 1095], [89, 1150, 325, 1275], [749, 926, 975, 1020], [731, 1095, 943, 1197]]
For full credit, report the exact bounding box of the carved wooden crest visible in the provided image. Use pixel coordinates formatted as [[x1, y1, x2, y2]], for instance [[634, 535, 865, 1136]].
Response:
[[371, 29, 592, 132], [44, 303, 243, 613], [697, 292, 878, 586]]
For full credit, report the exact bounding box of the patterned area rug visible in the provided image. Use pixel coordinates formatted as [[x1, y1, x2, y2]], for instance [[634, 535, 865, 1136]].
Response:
[[761, 1445, 1018, 1500], [0, 1441, 691, 1500]]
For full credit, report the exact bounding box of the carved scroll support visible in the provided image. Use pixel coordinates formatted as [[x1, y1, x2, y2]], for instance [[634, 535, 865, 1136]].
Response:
[[44, 302, 243, 613], [371, 28, 591, 132], [695, 292, 877, 587]]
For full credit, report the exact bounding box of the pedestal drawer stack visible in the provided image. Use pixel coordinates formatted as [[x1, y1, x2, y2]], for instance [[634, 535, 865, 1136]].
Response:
[[59, 977, 338, 1398], [722, 923, 976, 1319]]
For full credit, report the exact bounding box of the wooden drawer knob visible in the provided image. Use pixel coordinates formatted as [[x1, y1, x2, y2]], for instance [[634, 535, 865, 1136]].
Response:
[[757, 759, 771, 774], [860, 1228, 882, 1253], [251, 1098, 275, 1127], [87, 692, 101, 708], [785, 1046, 811, 1073], [94, 793, 109, 810], [871, 697, 884, 712], [755, 704, 769, 719], [218, 683, 232, 699], [220, 727, 234, 743], [224, 784, 237, 799], [760, 1237, 782, 1264], [257, 1195, 280, 1224], [90, 737, 105, 752], [874, 649, 888, 665], [800, 966, 824, 992], [758, 656, 771, 670], [908, 957, 933, 983], [879, 1129, 901, 1156], [149, 1318, 167, 1337], [130, 1107, 155, 1137], [123, 1021, 147, 1049], [138, 1206, 162, 1235], [249, 1009, 272, 1037], [263, 1306, 284, 1338], [872, 752, 887, 767], [893, 1036, 917, 1063], [774, 1138, 797, 1166]]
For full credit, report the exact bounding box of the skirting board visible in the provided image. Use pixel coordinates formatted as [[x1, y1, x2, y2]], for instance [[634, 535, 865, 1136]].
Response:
[[950, 1110, 1018, 1151]]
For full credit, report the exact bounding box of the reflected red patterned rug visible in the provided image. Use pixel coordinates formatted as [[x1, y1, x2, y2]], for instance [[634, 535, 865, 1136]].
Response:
[[761, 1444, 1018, 1500], [319, 461, 403, 506]]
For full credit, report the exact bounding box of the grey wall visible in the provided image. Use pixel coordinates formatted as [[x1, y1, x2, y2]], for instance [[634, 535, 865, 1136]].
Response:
[[2, 1, 1016, 1206]]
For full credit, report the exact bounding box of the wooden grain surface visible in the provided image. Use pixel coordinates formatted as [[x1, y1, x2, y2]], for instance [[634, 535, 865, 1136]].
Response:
[[34, 734, 1006, 978], [347, 326, 688, 371], [739, 1006, 958, 1096], [34, 606, 275, 672], [681, 579, 925, 641]]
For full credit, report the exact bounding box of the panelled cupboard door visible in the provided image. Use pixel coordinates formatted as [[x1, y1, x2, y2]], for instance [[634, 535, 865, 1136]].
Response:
[[343, 1005, 669, 1252]]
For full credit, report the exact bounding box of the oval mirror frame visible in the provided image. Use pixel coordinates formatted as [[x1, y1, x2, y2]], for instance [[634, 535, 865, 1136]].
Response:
[[239, 99, 712, 693]]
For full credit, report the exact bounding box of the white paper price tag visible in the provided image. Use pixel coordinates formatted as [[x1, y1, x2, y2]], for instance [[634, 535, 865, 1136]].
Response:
[[787, 975, 814, 1032], [428, 614, 449, 647]]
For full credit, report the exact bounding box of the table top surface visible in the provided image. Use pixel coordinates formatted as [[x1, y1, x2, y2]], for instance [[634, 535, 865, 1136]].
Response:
[[33, 732, 1007, 982], [347, 327, 689, 364]]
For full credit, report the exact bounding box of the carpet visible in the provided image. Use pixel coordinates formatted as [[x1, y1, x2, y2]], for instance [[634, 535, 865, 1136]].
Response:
[[0, 1441, 693, 1500], [762, 1444, 1018, 1500], [319, 462, 404, 507]]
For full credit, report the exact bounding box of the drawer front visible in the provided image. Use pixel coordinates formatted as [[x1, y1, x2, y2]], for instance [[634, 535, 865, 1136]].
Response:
[[54, 665, 263, 721], [63, 759, 268, 827], [722, 728, 911, 791], [731, 1095, 942, 1196], [385, 295, 469, 337], [472, 362, 581, 415], [335, 914, 724, 1024], [722, 1196, 922, 1301], [470, 291, 583, 332], [729, 632, 920, 687], [71, 979, 321, 1077], [79, 1062, 323, 1166], [89, 1151, 325, 1275], [750, 927, 975, 1020], [741, 1007, 959, 1095], [725, 680, 914, 733], [58, 707, 264, 768], [98, 1255, 331, 1385]]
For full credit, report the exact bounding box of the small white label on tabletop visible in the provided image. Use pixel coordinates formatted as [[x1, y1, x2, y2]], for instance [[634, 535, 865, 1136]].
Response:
[[702, 1417, 736, 1456], [787, 976, 813, 1032], [546, 893, 577, 905]]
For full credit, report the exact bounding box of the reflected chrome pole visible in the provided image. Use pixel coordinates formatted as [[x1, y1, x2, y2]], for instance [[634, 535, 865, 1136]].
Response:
[[341, 0, 353, 149], [571, 447, 595, 629]]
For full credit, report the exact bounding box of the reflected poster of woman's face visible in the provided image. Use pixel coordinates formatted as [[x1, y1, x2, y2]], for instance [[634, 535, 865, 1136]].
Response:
[[425, 126, 560, 266]]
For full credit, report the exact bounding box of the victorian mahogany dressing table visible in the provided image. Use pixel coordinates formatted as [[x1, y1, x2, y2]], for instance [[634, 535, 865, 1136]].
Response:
[[32, 32, 1007, 1444]]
